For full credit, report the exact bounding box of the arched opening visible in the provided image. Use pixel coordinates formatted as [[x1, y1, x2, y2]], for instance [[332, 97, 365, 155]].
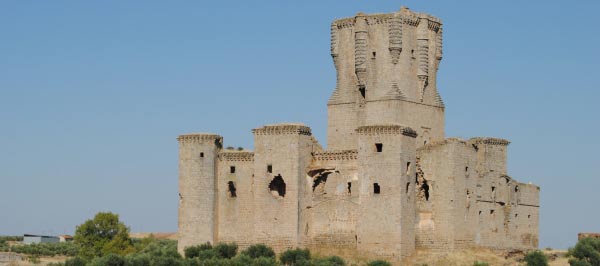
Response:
[[268, 175, 286, 197], [227, 181, 237, 198]]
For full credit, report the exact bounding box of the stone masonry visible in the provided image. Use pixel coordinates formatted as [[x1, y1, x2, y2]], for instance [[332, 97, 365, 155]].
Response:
[[177, 7, 540, 263]]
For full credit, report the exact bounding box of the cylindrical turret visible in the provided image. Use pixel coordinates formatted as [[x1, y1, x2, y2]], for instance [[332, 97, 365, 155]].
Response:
[[177, 133, 222, 254]]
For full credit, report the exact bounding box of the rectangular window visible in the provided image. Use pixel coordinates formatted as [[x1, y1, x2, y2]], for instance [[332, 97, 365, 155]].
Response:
[[267, 164, 273, 173], [200, 152, 204, 158], [373, 183, 381, 194], [375, 143, 383, 152], [230, 166, 236, 174]]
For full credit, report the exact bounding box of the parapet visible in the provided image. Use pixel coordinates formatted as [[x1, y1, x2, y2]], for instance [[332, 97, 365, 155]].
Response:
[[356, 124, 417, 137], [468, 137, 511, 146], [252, 123, 312, 136], [177, 133, 223, 144], [417, 137, 466, 151], [313, 150, 358, 161], [219, 150, 255, 162], [332, 7, 441, 32]]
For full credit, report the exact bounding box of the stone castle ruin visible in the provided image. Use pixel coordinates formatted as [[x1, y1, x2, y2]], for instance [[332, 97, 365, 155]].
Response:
[[177, 7, 540, 261]]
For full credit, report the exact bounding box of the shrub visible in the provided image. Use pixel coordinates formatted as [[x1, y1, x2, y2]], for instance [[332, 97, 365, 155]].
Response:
[[568, 237, 600, 266], [525, 250, 548, 266], [367, 260, 390, 266], [312, 256, 345, 266], [89, 253, 125, 266], [280, 248, 310, 265], [242, 244, 276, 259], [215, 243, 238, 259], [230, 254, 253, 266], [473, 261, 489, 266], [185, 246, 201, 259], [198, 249, 221, 260], [252, 257, 279, 266], [185, 242, 214, 259], [65, 257, 87, 266]]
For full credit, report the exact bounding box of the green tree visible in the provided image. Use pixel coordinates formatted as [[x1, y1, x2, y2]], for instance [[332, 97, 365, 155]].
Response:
[[525, 250, 548, 266], [367, 260, 391, 266], [215, 243, 238, 259], [312, 256, 345, 266], [280, 248, 310, 265], [569, 237, 600, 266], [241, 244, 276, 259], [74, 212, 134, 259]]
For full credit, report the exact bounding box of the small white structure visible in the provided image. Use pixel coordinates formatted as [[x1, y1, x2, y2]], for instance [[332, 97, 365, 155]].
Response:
[[23, 234, 59, 244]]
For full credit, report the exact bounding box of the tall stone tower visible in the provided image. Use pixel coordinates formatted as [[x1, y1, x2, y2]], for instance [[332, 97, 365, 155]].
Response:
[[327, 7, 445, 150], [177, 133, 222, 254]]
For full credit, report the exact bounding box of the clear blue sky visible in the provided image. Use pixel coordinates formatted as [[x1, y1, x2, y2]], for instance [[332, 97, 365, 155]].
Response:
[[0, 1, 598, 249]]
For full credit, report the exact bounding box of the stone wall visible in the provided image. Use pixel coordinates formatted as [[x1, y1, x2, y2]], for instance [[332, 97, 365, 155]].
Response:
[[177, 134, 221, 254], [216, 150, 255, 247]]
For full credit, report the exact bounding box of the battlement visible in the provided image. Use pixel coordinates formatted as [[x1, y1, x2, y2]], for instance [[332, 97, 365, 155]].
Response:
[[219, 150, 254, 162], [177, 133, 223, 144], [252, 123, 312, 136], [313, 150, 358, 161], [469, 137, 511, 146], [331, 8, 441, 31], [356, 124, 417, 137], [417, 137, 467, 152]]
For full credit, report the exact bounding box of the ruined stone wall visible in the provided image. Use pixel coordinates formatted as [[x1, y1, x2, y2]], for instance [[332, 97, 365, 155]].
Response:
[[216, 151, 255, 247], [304, 150, 359, 256], [356, 125, 417, 261], [415, 139, 475, 250], [251, 124, 315, 252], [415, 138, 539, 251], [177, 134, 222, 254], [327, 8, 445, 151]]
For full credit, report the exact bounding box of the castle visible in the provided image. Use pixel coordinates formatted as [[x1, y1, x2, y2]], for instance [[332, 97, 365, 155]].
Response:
[[177, 7, 540, 262]]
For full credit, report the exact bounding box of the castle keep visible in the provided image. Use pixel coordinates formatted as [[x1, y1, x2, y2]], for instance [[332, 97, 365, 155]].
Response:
[[177, 7, 540, 261]]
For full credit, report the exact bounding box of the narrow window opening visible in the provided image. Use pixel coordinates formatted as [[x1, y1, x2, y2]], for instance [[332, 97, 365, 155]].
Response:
[[373, 183, 381, 194], [267, 164, 273, 173], [515, 213, 518, 218], [372, 51, 376, 58], [420, 180, 430, 201], [230, 166, 236, 174], [424, 140, 427, 145], [479, 210, 482, 216], [200, 152, 204, 158], [490, 210, 495, 215], [528, 214, 531, 219], [347, 182, 352, 194], [406, 182, 410, 194], [375, 143, 383, 152], [491, 186, 495, 192], [515, 185, 519, 192], [227, 181, 237, 198], [359, 86, 366, 99], [465, 166, 469, 177], [406, 162, 411, 175], [268, 174, 286, 197]]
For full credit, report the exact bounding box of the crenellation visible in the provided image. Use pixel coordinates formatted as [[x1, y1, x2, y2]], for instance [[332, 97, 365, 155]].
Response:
[[178, 7, 539, 264], [356, 124, 418, 137]]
